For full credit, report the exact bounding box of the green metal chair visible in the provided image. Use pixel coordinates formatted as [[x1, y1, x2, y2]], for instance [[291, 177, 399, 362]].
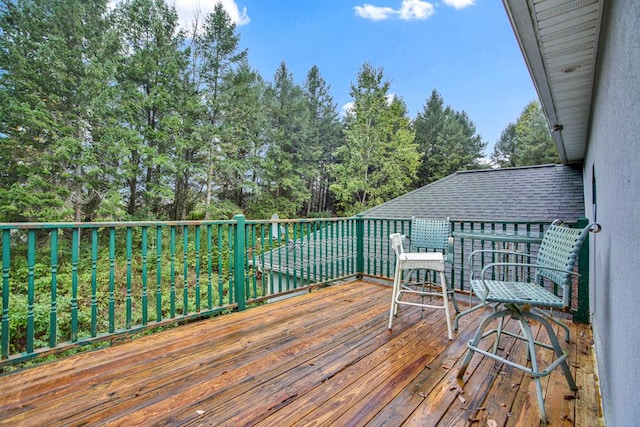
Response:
[[388, 218, 460, 340], [455, 220, 600, 423]]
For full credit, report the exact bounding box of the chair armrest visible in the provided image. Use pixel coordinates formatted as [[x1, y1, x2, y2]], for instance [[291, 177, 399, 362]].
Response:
[[468, 248, 536, 261], [468, 249, 536, 279], [479, 262, 581, 280]]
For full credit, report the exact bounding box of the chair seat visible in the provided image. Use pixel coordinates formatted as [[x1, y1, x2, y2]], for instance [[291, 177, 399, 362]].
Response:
[[470, 279, 564, 309], [398, 252, 445, 271]]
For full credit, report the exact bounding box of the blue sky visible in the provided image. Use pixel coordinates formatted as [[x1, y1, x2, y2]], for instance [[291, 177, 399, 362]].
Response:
[[172, 0, 538, 153]]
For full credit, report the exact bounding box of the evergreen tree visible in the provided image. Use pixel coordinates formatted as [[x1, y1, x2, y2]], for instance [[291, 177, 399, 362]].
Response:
[[111, 0, 188, 218], [302, 66, 343, 215], [413, 89, 487, 186], [253, 61, 310, 218], [0, 0, 116, 222], [216, 61, 269, 212], [491, 100, 560, 167], [196, 3, 248, 219], [330, 63, 419, 216], [491, 122, 518, 168]]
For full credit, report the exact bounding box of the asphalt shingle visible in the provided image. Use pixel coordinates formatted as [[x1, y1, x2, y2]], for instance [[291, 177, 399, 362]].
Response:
[[361, 164, 584, 222]]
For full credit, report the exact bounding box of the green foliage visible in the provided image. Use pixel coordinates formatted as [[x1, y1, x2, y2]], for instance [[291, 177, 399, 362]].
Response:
[[491, 100, 560, 167], [330, 63, 420, 216], [302, 66, 343, 215], [414, 89, 487, 186], [255, 61, 312, 217], [1, 1, 498, 222]]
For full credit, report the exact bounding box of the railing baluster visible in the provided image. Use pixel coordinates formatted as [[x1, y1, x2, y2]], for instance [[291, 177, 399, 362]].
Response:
[[27, 231, 35, 353], [312, 222, 317, 283], [50, 229, 59, 347], [217, 225, 224, 306], [292, 222, 298, 289], [250, 225, 257, 297], [170, 226, 176, 318], [126, 227, 132, 329], [91, 228, 98, 337], [182, 225, 189, 315], [71, 228, 79, 342], [108, 228, 115, 333], [260, 225, 267, 295], [2, 230, 10, 359], [194, 225, 201, 312], [156, 226, 163, 322], [141, 226, 148, 324], [227, 224, 234, 303], [207, 225, 213, 310]]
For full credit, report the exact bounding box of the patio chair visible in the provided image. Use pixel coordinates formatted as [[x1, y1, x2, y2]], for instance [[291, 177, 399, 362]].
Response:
[[455, 219, 600, 423], [388, 218, 460, 340]]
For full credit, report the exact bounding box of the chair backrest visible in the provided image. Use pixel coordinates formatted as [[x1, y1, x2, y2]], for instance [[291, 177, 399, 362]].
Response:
[[410, 218, 451, 261], [536, 220, 600, 306]]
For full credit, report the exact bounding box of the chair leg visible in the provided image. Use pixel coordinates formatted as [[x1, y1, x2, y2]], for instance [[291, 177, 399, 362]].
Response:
[[459, 307, 576, 424], [523, 311, 577, 392], [439, 271, 453, 340], [492, 315, 505, 355], [443, 274, 460, 314], [533, 307, 571, 342], [454, 302, 485, 331], [457, 309, 508, 379], [515, 314, 549, 424], [388, 265, 402, 329]]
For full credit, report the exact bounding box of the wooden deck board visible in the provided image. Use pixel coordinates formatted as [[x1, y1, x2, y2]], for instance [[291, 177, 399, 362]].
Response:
[[0, 280, 602, 426]]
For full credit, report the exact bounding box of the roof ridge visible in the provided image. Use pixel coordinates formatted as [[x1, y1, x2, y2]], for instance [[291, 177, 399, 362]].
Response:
[[457, 164, 562, 175]]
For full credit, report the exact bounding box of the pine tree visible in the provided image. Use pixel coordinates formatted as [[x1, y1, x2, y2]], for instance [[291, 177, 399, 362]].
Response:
[[491, 100, 560, 167], [330, 63, 419, 216], [414, 89, 486, 186], [196, 3, 248, 219], [0, 0, 116, 221], [111, 0, 188, 218], [302, 66, 343, 215]]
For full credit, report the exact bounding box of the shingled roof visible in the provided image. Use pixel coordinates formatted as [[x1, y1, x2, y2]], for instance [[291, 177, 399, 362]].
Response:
[[361, 164, 584, 222]]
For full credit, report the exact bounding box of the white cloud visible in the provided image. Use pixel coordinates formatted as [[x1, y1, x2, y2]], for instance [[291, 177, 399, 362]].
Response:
[[398, 0, 435, 20], [341, 102, 355, 117], [173, 0, 250, 28], [340, 94, 396, 117], [354, 4, 396, 21], [110, 1, 250, 29], [442, 0, 475, 10], [355, 1, 435, 21]]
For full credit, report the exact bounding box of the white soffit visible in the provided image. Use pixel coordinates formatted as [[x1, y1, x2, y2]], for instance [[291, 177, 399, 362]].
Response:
[[503, 0, 604, 164]]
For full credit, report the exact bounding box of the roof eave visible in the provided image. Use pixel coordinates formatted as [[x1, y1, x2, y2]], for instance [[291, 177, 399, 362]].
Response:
[[502, 0, 568, 163]]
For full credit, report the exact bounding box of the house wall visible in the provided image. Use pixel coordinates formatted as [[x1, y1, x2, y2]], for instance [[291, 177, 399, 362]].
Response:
[[584, 1, 640, 425]]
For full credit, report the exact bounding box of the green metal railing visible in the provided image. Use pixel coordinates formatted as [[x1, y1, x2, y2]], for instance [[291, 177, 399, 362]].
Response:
[[0, 215, 590, 367]]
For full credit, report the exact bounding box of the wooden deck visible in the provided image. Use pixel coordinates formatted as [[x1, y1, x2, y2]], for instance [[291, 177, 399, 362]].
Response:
[[0, 280, 602, 426]]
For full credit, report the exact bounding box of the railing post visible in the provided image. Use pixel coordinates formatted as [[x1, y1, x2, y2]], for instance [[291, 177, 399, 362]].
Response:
[[355, 215, 364, 279], [575, 217, 590, 324], [233, 214, 247, 311]]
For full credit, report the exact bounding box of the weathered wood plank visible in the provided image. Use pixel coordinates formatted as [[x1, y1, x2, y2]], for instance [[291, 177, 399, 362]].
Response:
[[408, 315, 539, 426], [364, 302, 487, 426], [41, 285, 391, 425], [507, 319, 558, 427], [0, 281, 600, 427], [472, 318, 544, 427], [285, 308, 451, 426], [1, 283, 382, 425], [573, 324, 604, 427]]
